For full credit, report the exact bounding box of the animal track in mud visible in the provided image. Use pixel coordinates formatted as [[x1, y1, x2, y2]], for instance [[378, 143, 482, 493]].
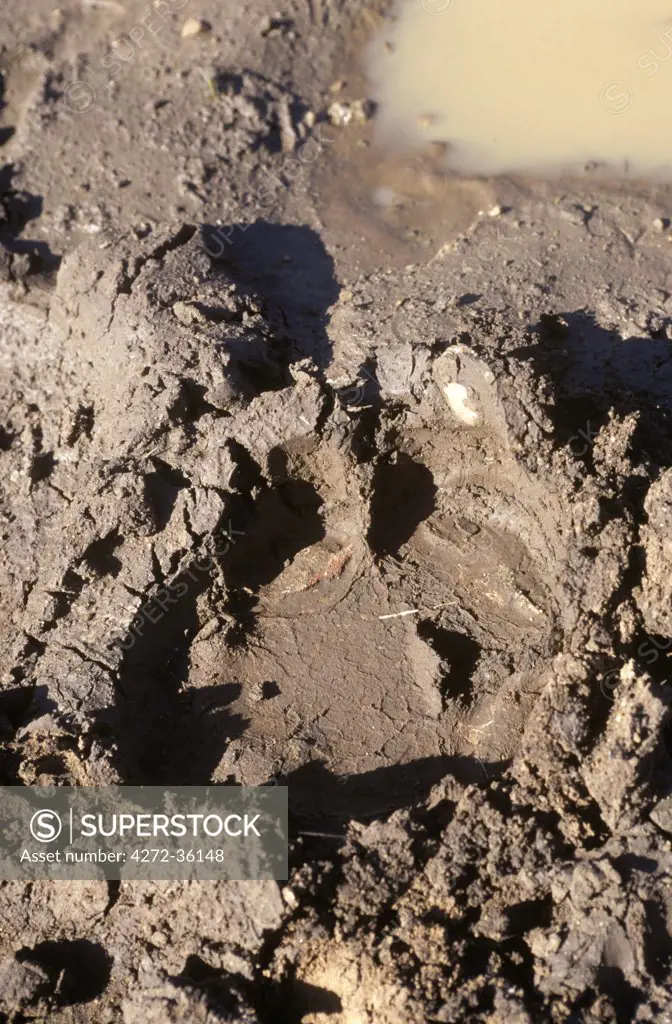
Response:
[[178, 349, 566, 825]]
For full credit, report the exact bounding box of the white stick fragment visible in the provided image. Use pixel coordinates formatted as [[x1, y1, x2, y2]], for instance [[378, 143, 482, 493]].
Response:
[[378, 609, 420, 620]]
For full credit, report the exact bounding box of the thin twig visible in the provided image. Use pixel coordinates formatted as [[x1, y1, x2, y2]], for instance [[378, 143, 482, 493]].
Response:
[[298, 830, 345, 839], [378, 608, 420, 621]]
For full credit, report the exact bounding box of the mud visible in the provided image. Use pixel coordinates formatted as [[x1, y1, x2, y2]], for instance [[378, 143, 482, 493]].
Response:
[[1, 0, 672, 1021]]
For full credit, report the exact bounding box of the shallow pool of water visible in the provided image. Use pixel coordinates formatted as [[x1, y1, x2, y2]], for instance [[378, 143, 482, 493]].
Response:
[[370, 0, 672, 177]]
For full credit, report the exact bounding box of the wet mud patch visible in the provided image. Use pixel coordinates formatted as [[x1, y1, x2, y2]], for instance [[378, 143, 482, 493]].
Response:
[[2, 2, 672, 1008]]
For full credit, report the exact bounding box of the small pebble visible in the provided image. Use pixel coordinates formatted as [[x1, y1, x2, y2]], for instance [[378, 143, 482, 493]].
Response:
[[328, 102, 352, 127], [327, 98, 375, 127], [277, 96, 297, 152], [442, 382, 480, 426], [282, 886, 299, 909], [352, 98, 375, 123], [259, 15, 293, 36], [181, 17, 211, 39]]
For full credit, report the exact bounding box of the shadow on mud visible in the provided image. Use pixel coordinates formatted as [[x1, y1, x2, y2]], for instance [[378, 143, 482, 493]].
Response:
[[0, 163, 59, 272], [282, 756, 509, 830], [520, 310, 672, 774], [523, 310, 672, 463], [201, 221, 339, 368]]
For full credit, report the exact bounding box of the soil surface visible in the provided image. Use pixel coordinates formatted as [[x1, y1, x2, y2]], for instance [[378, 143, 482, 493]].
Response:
[[1, 0, 672, 1021]]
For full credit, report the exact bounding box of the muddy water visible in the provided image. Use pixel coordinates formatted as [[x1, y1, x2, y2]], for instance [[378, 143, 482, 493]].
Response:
[[311, 129, 500, 271], [370, 0, 672, 176]]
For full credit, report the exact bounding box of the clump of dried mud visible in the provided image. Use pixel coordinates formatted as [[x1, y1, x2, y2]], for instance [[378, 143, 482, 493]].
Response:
[[1, 0, 672, 1021]]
